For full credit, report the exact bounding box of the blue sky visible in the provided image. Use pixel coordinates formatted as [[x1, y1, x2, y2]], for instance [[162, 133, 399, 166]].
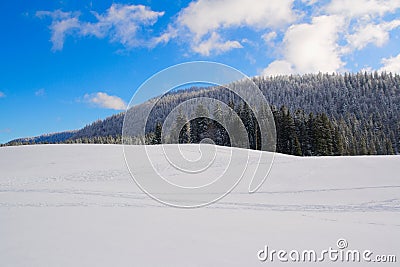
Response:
[[1, 0, 400, 143]]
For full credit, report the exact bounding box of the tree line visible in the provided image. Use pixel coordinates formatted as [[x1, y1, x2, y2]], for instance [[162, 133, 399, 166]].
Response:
[[4, 72, 399, 156]]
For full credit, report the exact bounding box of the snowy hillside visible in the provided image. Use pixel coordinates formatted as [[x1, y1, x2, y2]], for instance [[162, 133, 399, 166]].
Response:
[[0, 144, 399, 266]]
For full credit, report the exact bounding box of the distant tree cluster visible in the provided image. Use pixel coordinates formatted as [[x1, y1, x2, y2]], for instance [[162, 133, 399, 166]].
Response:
[[273, 106, 395, 156], [4, 135, 122, 146], [142, 102, 396, 156], [4, 131, 77, 146]]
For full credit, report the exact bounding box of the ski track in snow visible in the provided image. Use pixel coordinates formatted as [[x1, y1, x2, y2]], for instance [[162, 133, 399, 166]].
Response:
[[1, 187, 400, 214]]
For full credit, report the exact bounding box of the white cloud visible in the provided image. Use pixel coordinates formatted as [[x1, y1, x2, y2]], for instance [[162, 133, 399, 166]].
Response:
[[81, 4, 164, 48], [346, 19, 400, 51], [170, 0, 296, 55], [37, 4, 164, 51], [35, 88, 46, 97], [321, 0, 400, 71], [36, 10, 80, 51], [240, 38, 256, 47], [360, 66, 373, 73], [84, 92, 127, 110], [245, 52, 256, 64], [177, 0, 296, 40], [263, 15, 345, 75], [261, 0, 400, 75], [151, 25, 178, 46], [301, 0, 319, 5], [326, 0, 400, 19], [0, 91, 5, 98], [262, 31, 277, 45], [191, 32, 242, 56], [263, 60, 294, 76], [379, 53, 400, 73]]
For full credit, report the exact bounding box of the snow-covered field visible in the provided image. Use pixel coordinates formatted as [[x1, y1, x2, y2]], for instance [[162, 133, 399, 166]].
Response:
[[1, 144, 399, 266]]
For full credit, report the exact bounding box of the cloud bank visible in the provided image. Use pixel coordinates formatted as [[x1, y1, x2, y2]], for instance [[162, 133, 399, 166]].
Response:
[[37, 1, 400, 74], [37, 4, 164, 51]]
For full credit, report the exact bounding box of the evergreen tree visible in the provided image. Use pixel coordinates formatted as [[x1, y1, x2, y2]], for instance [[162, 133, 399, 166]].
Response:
[[190, 103, 210, 143], [212, 103, 225, 145], [154, 121, 162, 144], [173, 109, 191, 143]]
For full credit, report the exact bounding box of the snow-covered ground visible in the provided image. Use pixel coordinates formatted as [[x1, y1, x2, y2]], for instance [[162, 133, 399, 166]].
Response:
[[0, 144, 399, 266]]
